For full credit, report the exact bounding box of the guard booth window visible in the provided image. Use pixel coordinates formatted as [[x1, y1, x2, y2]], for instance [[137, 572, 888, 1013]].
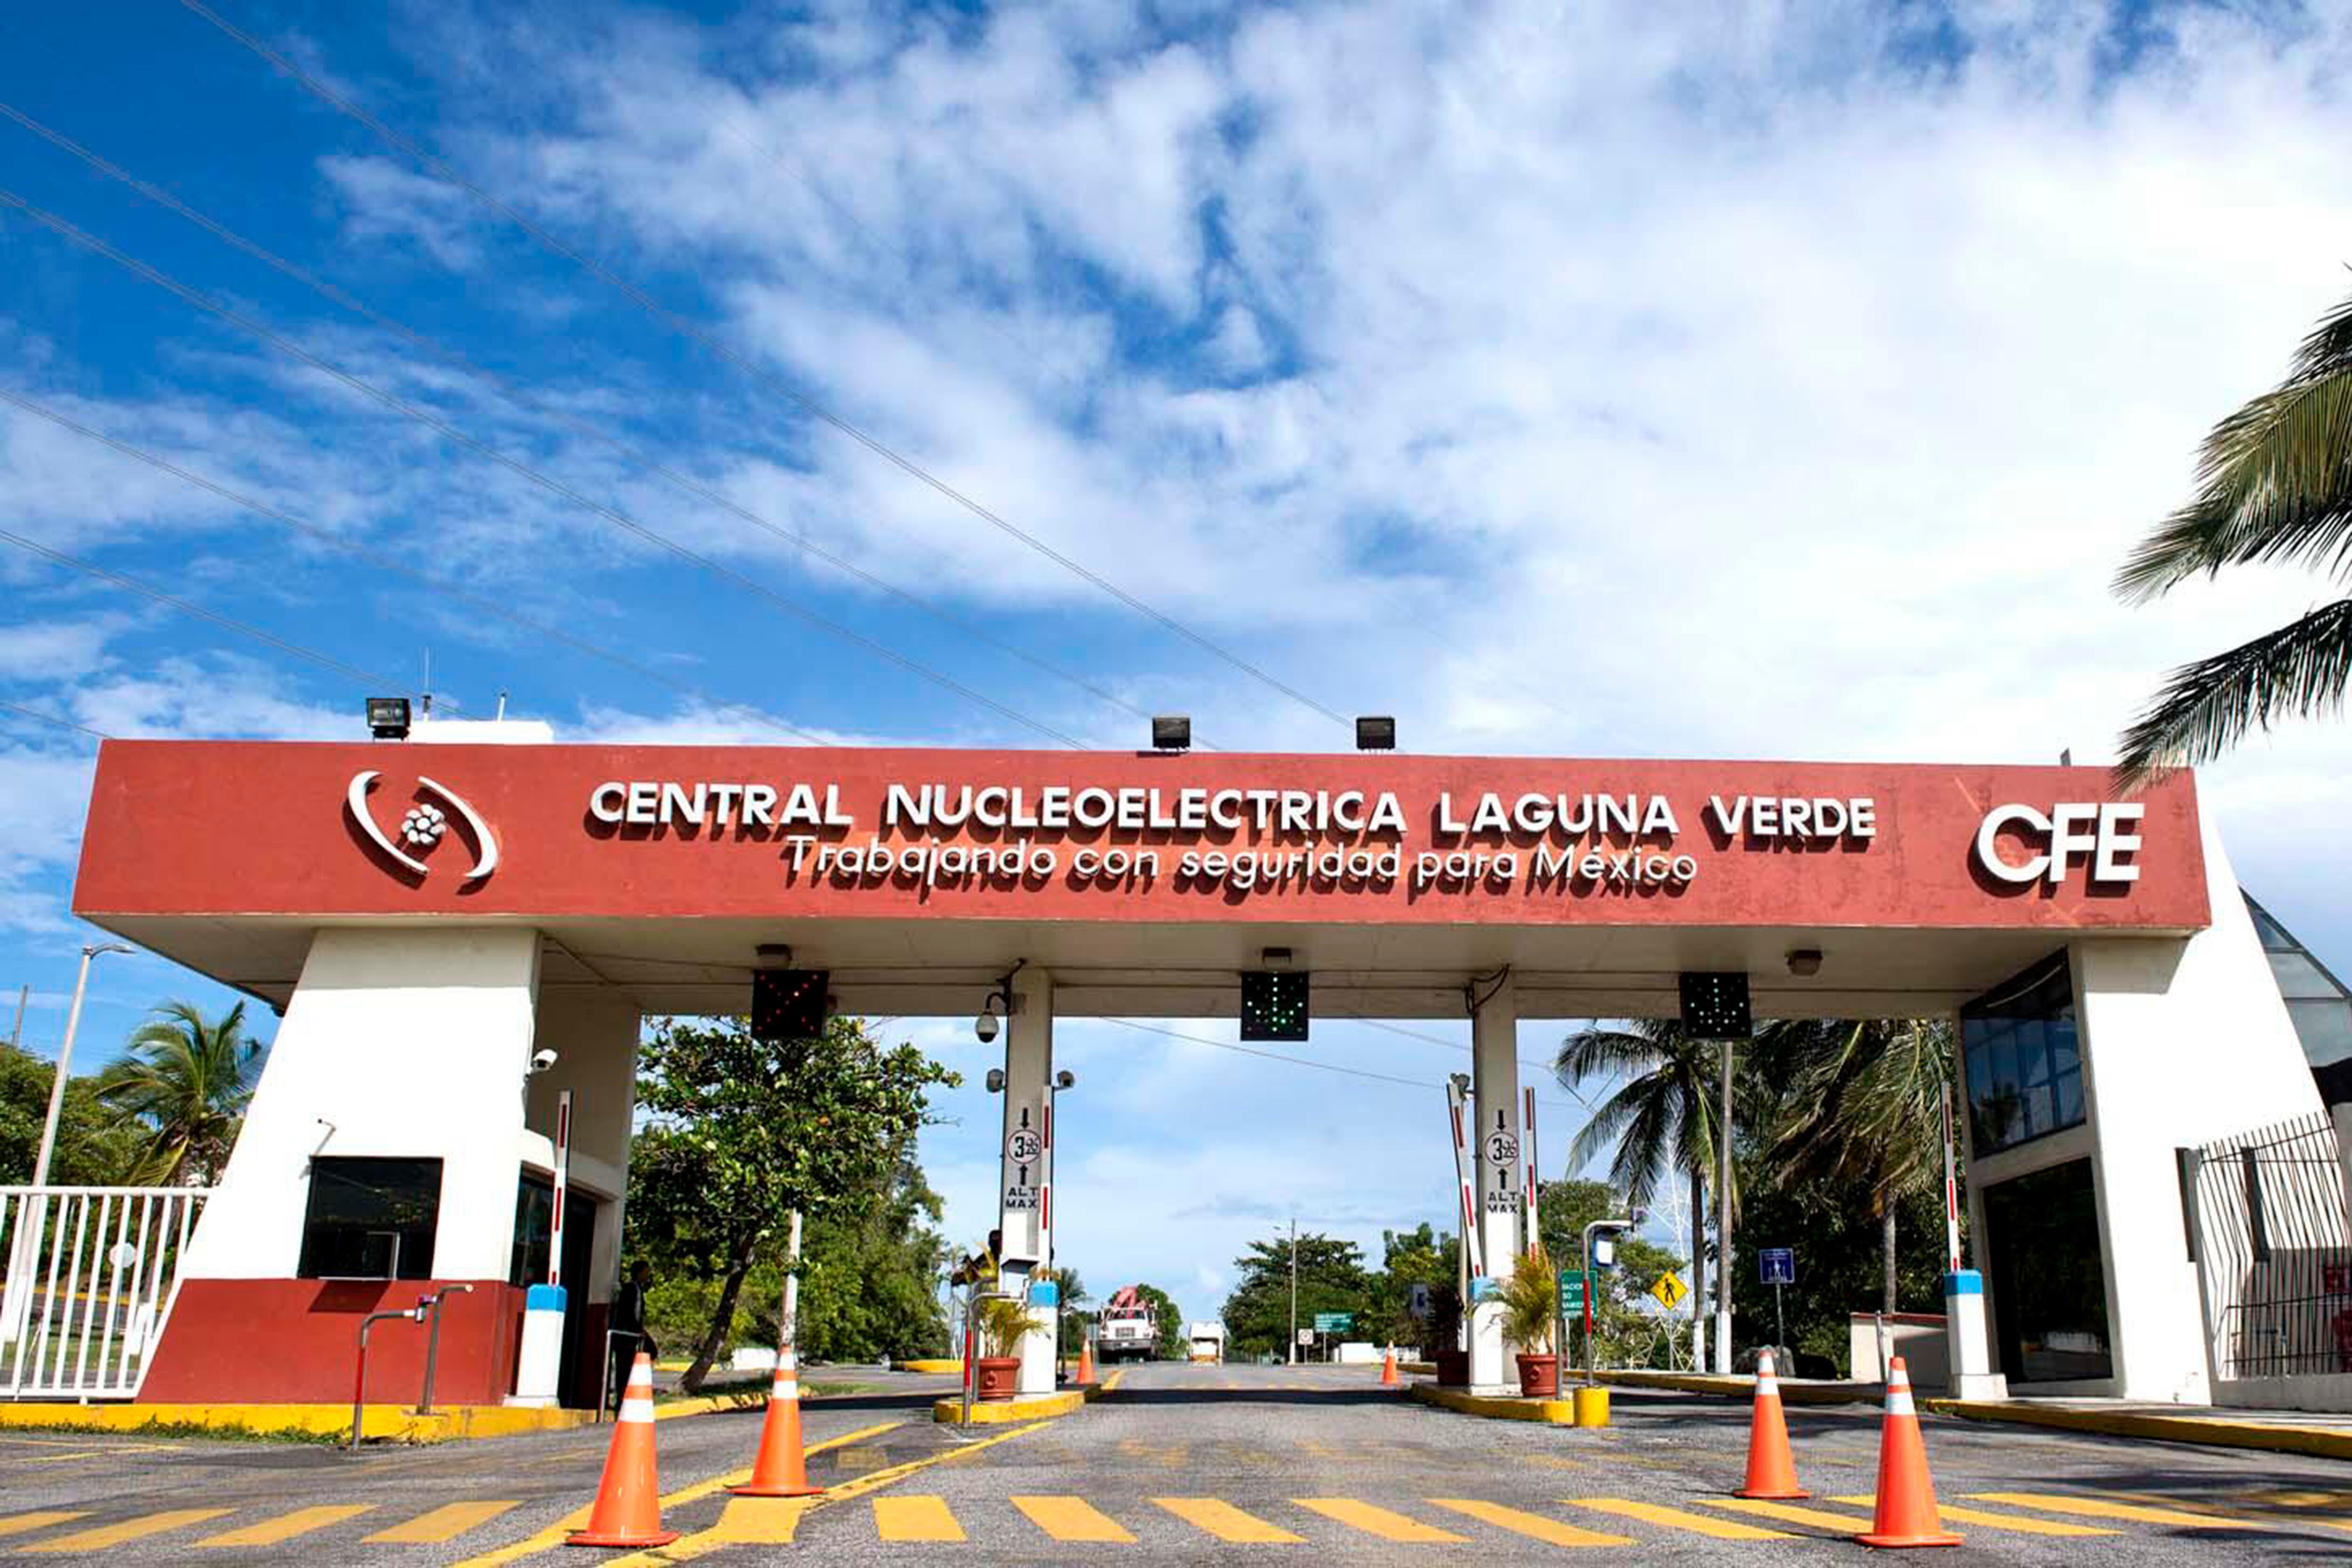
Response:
[[1962, 952, 2083, 1155], [299, 1156, 442, 1280]]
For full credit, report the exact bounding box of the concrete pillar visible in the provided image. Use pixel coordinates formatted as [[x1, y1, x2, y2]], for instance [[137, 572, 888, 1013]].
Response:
[[526, 990, 642, 1307], [995, 965, 1057, 1395], [1469, 973, 1523, 1394], [183, 926, 542, 1281]]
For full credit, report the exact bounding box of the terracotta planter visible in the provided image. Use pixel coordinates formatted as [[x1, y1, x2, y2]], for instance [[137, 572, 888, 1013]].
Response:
[[1517, 1353, 1560, 1398], [975, 1355, 1022, 1401], [1433, 1349, 1470, 1387]]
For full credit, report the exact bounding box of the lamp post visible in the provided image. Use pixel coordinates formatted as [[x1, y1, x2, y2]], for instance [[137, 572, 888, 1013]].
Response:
[[33, 943, 133, 1187], [1287, 1217, 1298, 1367]]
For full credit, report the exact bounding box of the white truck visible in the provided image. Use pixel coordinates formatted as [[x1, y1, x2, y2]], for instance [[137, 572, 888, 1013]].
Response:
[[1186, 1321, 1226, 1364], [1097, 1285, 1159, 1363]]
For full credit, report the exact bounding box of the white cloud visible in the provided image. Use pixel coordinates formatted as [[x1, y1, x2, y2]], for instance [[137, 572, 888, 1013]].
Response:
[[319, 156, 491, 270]]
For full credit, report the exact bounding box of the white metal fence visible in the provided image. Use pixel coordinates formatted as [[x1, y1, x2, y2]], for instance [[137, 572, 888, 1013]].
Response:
[[0, 1187, 209, 1400], [2185, 1111, 2352, 1383]]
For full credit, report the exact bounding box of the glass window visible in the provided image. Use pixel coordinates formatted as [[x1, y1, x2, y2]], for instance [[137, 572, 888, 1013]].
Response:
[[300, 1157, 441, 1280], [1983, 1158, 2113, 1383], [512, 1175, 555, 1289], [1963, 953, 2082, 1155]]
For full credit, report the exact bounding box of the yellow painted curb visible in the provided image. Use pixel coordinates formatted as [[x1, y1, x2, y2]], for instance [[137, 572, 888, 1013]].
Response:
[[1407, 1382, 1579, 1424], [901, 1359, 963, 1376], [931, 1368, 1124, 1425], [1923, 1398, 2352, 1461], [1598, 1370, 1877, 1405], [0, 1402, 601, 1441], [1399, 1361, 1437, 1375]]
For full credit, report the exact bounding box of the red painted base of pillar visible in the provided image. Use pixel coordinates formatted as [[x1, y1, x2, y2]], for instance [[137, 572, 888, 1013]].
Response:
[[135, 1278, 525, 1406]]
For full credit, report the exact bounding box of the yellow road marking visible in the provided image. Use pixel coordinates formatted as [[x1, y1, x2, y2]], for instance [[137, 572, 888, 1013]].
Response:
[[1428, 1499, 1630, 1546], [1830, 1495, 2115, 1536], [1118, 1439, 1188, 1466], [1295, 1499, 1468, 1543], [834, 1445, 888, 1470], [448, 1419, 903, 1568], [22, 1509, 233, 1552], [1013, 1495, 1135, 1542], [604, 1418, 1046, 1565], [15, 1452, 104, 1465], [690, 1496, 814, 1547], [0, 1518, 83, 1542], [1700, 1498, 1877, 1532], [1965, 1493, 2246, 1528], [365, 1501, 523, 1544], [1571, 1498, 1790, 1539], [198, 1505, 376, 1547], [874, 1496, 964, 1543], [1154, 1497, 1303, 1543]]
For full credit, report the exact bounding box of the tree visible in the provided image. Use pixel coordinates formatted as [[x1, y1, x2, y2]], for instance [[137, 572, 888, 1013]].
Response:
[[0, 1045, 140, 1185], [1732, 1157, 1950, 1372], [2114, 289, 2352, 780], [626, 1015, 957, 1390], [1219, 1231, 1367, 1360], [1129, 1283, 1185, 1360], [1361, 1223, 1457, 1349], [1535, 1178, 1683, 1369], [1556, 1020, 1729, 1360], [95, 1000, 261, 1184], [794, 1142, 954, 1362], [1762, 1020, 1954, 1313]]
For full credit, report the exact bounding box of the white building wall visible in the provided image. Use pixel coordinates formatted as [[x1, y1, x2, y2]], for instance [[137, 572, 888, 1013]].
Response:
[[2065, 813, 2320, 1401], [183, 926, 542, 1281], [525, 989, 642, 1304]]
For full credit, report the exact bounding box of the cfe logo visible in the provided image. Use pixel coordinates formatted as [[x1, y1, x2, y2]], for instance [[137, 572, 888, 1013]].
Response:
[[346, 771, 500, 883], [1973, 801, 2144, 887]]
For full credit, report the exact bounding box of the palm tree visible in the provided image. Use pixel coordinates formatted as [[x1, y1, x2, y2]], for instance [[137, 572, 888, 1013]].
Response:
[[1762, 1019, 1953, 1313], [2114, 290, 2352, 780], [96, 1001, 261, 1185], [1556, 1019, 1730, 1363]]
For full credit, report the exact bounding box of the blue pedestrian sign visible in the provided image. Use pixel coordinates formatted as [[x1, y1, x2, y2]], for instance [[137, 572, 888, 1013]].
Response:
[[1759, 1248, 1796, 1286]]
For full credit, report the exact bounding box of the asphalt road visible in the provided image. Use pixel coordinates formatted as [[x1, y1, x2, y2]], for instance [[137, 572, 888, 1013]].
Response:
[[3, 1361, 2351, 1562]]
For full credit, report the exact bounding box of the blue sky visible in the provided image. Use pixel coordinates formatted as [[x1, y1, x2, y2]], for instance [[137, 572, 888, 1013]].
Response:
[[5, 0, 2352, 1318]]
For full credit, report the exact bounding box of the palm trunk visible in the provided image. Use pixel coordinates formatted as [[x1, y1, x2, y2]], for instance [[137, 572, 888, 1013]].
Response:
[[1881, 1199, 1899, 1314], [683, 1238, 757, 1394], [1690, 1163, 1707, 1370]]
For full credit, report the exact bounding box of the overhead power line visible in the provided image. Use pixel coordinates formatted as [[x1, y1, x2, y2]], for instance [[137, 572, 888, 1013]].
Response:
[[178, 0, 1351, 732], [0, 525, 432, 702], [0, 188, 1091, 748], [0, 386, 831, 745], [1103, 1017, 1581, 1114], [0, 699, 108, 743], [0, 97, 1199, 747]]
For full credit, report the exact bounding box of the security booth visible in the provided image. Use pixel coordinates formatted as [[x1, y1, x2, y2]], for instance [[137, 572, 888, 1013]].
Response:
[[48, 737, 2317, 1407]]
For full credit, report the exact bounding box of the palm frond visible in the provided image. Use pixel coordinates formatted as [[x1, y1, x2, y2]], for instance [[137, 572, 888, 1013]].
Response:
[[2114, 595, 2352, 783]]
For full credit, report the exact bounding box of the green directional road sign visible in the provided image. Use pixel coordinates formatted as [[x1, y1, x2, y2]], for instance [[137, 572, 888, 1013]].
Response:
[[1557, 1269, 1587, 1315], [1312, 1312, 1354, 1333]]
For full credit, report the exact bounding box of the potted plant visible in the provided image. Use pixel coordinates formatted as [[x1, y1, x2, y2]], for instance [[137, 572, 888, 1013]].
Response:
[[1427, 1286, 1469, 1387], [971, 1294, 1033, 1401], [1501, 1245, 1560, 1397]]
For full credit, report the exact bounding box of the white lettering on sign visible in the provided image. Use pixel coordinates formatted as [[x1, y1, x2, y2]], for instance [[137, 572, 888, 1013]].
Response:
[[1974, 802, 2145, 885], [589, 780, 846, 829], [1705, 795, 1877, 840]]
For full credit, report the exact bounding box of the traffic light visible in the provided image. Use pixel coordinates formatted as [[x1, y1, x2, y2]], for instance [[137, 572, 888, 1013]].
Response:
[[752, 968, 829, 1042], [1240, 970, 1309, 1041], [1677, 971, 1751, 1038]]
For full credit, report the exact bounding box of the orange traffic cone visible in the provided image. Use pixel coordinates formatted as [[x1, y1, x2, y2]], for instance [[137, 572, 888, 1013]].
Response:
[[731, 1346, 823, 1498], [1076, 1339, 1096, 1385], [1735, 1347, 1808, 1499], [567, 1353, 679, 1548], [1855, 1357, 1962, 1549], [1380, 1347, 1400, 1387]]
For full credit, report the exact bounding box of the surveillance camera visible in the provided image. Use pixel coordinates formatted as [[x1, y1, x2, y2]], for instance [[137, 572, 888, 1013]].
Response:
[[1785, 948, 1824, 978], [975, 1010, 1001, 1045], [985, 1068, 1006, 1094], [1055, 1070, 1076, 1090], [530, 1047, 559, 1073]]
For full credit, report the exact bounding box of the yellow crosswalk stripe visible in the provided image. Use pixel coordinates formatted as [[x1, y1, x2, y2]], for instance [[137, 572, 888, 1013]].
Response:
[[875, 1496, 965, 1543], [686, 1496, 810, 1547], [1570, 1499, 1791, 1539], [1013, 1495, 1135, 1543], [1294, 1499, 1469, 1543], [1153, 1497, 1304, 1543], [0, 1517, 84, 1542], [21, 1509, 234, 1552], [1427, 1499, 1631, 1546], [1830, 1495, 2115, 1536], [1699, 1497, 1877, 1532], [1965, 1492, 2246, 1528], [364, 1501, 522, 1544], [198, 1505, 376, 1547]]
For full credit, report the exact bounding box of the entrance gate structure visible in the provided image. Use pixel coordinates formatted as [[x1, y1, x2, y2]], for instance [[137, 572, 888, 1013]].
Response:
[[64, 738, 2318, 1404]]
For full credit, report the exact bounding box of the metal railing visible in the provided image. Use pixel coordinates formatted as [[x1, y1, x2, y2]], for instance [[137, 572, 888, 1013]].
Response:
[[0, 1186, 210, 1400], [2186, 1111, 2352, 1382]]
